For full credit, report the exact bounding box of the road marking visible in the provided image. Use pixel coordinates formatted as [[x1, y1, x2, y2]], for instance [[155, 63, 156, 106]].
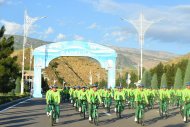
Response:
[[0, 98, 32, 113]]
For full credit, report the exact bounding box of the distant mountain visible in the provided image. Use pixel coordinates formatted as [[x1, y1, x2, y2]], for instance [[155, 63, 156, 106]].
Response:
[[109, 46, 178, 69], [166, 53, 190, 65], [5, 34, 49, 50], [8, 34, 178, 69]]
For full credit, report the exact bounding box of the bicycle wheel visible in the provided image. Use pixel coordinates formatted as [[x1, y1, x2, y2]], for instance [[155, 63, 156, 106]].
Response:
[[107, 106, 110, 113], [94, 111, 99, 126], [180, 105, 184, 118], [50, 111, 54, 126], [118, 106, 121, 118], [159, 106, 163, 118], [140, 109, 145, 126], [164, 103, 169, 119], [83, 107, 86, 119], [80, 107, 83, 117], [116, 107, 119, 118]]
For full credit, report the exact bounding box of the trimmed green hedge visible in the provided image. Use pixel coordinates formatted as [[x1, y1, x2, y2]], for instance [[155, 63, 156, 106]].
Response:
[[0, 94, 29, 105]]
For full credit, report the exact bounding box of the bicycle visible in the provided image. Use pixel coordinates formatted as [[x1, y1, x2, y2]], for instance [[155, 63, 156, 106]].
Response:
[[148, 96, 154, 109], [90, 102, 99, 126], [49, 104, 56, 126], [159, 99, 169, 119], [180, 102, 190, 123], [116, 100, 124, 118], [105, 97, 112, 113], [102, 97, 106, 107], [128, 95, 135, 109], [80, 100, 88, 119], [136, 101, 145, 126]]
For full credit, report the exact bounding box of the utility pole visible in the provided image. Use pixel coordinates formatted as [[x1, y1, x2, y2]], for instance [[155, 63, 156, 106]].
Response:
[[121, 13, 155, 80], [21, 10, 47, 94]]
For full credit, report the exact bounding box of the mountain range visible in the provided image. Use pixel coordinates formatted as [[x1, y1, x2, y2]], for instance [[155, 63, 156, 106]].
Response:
[[7, 34, 179, 69]]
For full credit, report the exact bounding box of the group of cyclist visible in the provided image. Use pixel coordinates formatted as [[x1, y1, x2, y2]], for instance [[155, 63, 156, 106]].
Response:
[[45, 82, 190, 125]]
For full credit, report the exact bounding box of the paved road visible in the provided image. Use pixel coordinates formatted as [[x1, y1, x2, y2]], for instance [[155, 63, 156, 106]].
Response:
[[0, 98, 190, 127]]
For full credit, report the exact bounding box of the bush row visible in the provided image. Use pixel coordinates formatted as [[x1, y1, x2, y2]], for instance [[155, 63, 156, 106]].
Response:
[[0, 94, 29, 105]]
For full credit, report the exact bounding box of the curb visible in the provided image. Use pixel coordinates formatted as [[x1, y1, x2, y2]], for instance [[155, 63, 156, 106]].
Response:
[[0, 96, 30, 111]]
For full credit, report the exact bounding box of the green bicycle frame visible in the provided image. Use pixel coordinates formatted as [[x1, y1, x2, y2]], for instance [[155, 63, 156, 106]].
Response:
[[92, 103, 99, 126], [49, 104, 56, 126]]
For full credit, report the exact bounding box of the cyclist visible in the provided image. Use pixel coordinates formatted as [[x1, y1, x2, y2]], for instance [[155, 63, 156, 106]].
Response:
[[128, 88, 135, 109], [114, 86, 126, 113], [49, 85, 61, 123], [134, 84, 148, 122], [65, 87, 70, 102], [105, 88, 113, 112], [182, 82, 190, 122], [87, 84, 102, 122], [159, 85, 170, 117], [147, 88, 156, 109], [74, 86, 81, 110], [46, 86, 52, 116], [175, 88, 183, 107], [69, 86, 75, 104], [78, 86, 87, 112]]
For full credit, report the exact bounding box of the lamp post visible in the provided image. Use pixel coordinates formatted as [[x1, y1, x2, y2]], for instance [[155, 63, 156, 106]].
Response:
[[121, 13, 155, 80], [29, 45, 33, 90], [21, 10, 47, 94], [89, 70, 92, 85]]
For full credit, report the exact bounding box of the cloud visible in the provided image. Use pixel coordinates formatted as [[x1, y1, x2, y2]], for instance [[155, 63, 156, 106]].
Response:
[[74, 34, 84, 41], [54, 33, 66, 42], [104, 29, 128, 42], [0, 20, 22, 34], [45, 27, 54, 35], [87, 23, 98, 29], [0, 0, 5, 4], [83, 0, 190, 44]]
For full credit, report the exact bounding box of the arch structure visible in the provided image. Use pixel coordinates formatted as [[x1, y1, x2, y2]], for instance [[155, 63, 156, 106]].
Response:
[[33, 41, 117, 98]]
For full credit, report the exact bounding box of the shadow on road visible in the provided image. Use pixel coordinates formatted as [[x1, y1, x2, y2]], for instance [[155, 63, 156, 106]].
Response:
[[164, 123, 187, 127], [4, 122, 37, 127]]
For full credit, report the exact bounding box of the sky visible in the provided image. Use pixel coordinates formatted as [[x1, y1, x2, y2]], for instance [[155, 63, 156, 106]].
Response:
[[0, 0, 190, 55]]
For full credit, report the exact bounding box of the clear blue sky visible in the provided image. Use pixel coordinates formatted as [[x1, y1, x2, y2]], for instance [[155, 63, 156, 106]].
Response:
[[0, 0, 190, 55]]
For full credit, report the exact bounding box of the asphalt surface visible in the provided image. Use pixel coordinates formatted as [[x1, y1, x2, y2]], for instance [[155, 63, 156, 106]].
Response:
[[0, 98, 190, 127]]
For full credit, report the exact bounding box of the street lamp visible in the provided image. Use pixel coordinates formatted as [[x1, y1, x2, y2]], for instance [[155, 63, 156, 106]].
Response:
[[20, 10, 47, 95], [89, 70, 92, 85], [121, 13, 155, 80]]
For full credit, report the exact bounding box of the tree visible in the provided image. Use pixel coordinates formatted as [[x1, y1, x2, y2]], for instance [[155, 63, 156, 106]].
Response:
[[129, 71, 138, 88], [151, 73, 158, 89], [174, 68, 183, 89], [141, 70, 151, 88], [0, 26, 19, 93], [161, 73, 167, 88], [15, 77, 21, 93], [164, 64, 176, 88], [183, 59, 190, 88], [150, 62, 164, 88]]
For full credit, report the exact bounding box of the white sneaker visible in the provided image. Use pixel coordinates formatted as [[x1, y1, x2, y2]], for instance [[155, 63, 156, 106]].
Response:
[[56, 119, 59, 123], [74, 103, 76, 107], [184, 117, 186, 122], [114, 108, 117, 112], [105, 105, 107, 108], [79, 107, 81, 112], [134, 117, 137, 122], [46, 112, 49, 116], [89, 116, 92, 121], [71, 100, 73, 103]]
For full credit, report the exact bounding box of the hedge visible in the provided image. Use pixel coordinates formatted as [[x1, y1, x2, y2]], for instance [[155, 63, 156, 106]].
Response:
[[0, 94, 29, 105]]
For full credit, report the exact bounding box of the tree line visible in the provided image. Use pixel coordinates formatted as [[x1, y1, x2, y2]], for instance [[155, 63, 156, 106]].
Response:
[[116, 59, 190, 89]]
